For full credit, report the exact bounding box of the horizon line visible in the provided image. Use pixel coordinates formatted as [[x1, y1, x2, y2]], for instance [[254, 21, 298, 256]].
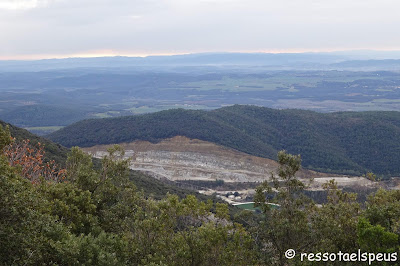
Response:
[[2, 48, 400, 61]]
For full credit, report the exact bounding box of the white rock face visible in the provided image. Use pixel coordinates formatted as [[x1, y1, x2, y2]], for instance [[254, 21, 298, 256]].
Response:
[[83, 136, 353, 184], [128, 150, 272, 182], [87, 149, 272, 182]]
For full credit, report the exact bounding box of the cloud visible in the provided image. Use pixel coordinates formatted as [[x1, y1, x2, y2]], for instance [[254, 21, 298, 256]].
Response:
[[0, 0, 53, 10], [0, 0, 399, 58]]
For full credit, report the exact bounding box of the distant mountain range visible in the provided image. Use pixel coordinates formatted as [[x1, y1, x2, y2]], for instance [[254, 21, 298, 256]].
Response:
[[331, 59, 400, 69], [2, 51, 400, 71], [47, 105, 400, 177]]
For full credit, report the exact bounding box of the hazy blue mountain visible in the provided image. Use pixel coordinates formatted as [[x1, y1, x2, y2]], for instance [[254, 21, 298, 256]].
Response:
[[0, 52, 349, 71], [1, 105, 88, 127], [3, 51, 400, 72], [330, 59, 400, 70]]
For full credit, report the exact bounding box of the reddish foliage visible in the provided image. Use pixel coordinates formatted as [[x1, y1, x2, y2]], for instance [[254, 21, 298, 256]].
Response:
[[3, 138, 66, 183]]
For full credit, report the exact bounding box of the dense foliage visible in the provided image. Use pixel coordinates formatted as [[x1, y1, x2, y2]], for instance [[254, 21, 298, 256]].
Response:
[[252, 151, 400, 265], [0, 126, 258, 265], [1, 120, 68, 165], [2, 125, 400, 265], [0, 120, 221, 200], [48, 105, 400, 176]]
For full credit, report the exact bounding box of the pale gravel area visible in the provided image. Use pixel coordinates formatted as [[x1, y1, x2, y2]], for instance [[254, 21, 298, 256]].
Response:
[[83, 136, 373, 193]]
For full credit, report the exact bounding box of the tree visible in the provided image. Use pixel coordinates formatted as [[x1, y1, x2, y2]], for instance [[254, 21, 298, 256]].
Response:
[[4, 139, 66, 183], [1, 133, 261, 265], [0, 150, 72, 265], [66, 146, 99, 192], [123, 194, 258, 265], [358, 189, 400, 255], [254, 150, 315, 265], [357, 217, 398, 254], [312, 180, 361, 255], [363, 189, 400, 235], [0, 124, 11, 151]]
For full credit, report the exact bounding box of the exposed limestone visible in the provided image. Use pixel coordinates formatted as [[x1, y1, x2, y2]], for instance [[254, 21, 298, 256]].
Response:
[[83, 136, 341, 183]]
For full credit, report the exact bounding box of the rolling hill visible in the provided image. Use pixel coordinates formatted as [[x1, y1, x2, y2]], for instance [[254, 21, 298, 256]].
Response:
[[0, 120, 219, 200], [1, 120, 69, 165], [1, 105, 88, 127], [47, 105, 400, 176]]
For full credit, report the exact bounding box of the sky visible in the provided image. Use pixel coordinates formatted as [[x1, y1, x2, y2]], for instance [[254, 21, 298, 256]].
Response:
[[0, 0, 400, 60]]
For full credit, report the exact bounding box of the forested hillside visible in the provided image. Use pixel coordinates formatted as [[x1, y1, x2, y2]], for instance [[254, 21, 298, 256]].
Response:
[[0, 120, 217, 200], [2, 125, 399, 265], [0, 120, 68, 165], [0, 105, 88, 127], [48, 105, 400, 176]]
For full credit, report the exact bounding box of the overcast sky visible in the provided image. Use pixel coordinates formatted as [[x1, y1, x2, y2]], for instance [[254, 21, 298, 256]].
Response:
[[1, 0, 399, 59]]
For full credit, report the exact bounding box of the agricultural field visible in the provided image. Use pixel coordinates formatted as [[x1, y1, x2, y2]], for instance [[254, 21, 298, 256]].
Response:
[[1, 66, 400, 135]]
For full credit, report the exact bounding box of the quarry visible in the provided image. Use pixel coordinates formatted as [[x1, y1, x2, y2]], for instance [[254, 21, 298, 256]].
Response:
[[83, 136, 379, 203]]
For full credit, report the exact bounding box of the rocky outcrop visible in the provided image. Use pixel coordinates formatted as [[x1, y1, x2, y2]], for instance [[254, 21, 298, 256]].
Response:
[[83, 136, 333, 183]]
